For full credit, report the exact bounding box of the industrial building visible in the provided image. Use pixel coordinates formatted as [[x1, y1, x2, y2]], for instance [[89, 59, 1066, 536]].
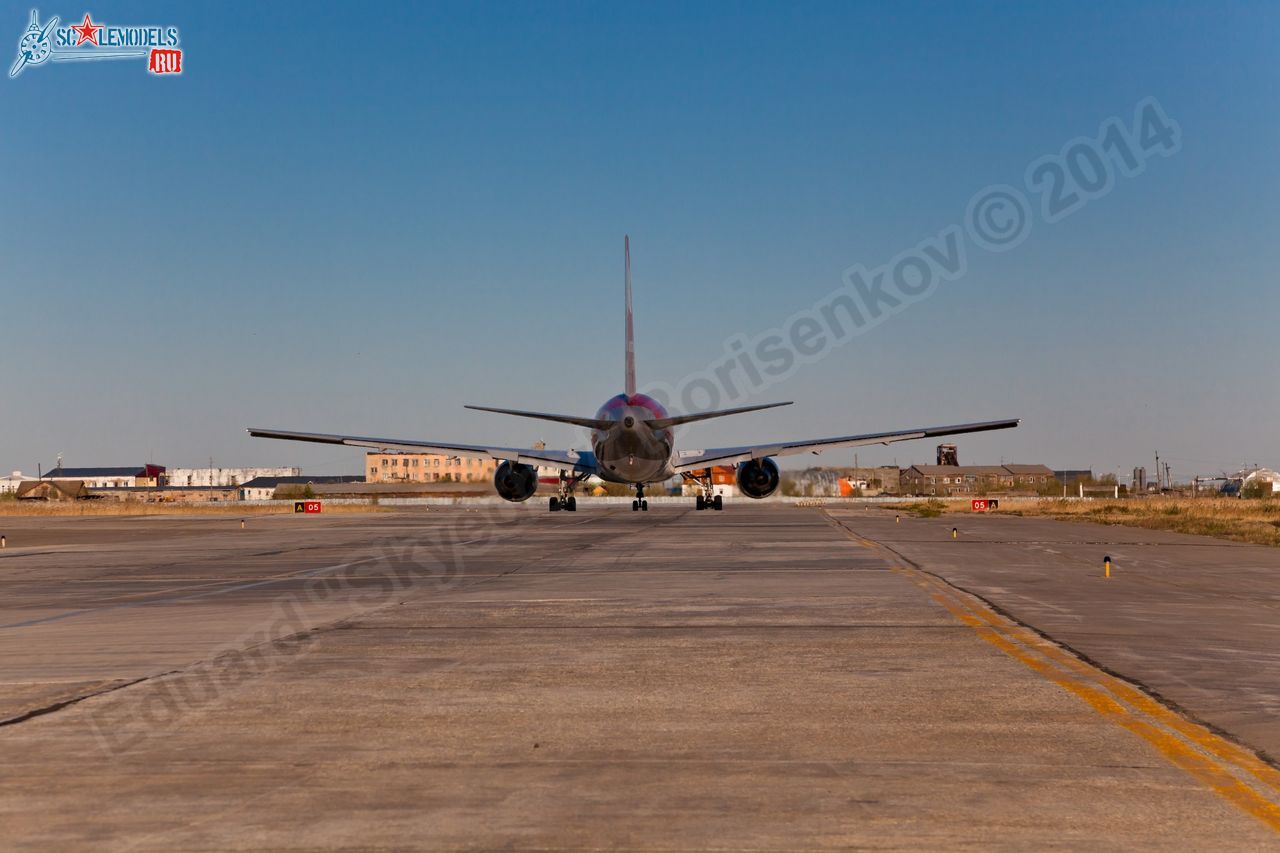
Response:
[[166, 467, 301, 488]]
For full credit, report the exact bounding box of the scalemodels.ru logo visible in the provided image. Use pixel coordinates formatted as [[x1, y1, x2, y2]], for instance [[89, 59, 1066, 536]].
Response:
[[9, 9, 182, 78]]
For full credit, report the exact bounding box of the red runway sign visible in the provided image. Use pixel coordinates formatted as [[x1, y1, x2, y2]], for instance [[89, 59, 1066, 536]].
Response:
[[294, 501, 322, 514]]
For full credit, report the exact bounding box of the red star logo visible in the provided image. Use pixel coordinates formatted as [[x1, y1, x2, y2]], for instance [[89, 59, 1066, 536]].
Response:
[[71, 13, 103, 47]]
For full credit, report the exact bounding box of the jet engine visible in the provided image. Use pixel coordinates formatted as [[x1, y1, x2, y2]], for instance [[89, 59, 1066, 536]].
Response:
[[493, 461, 538, 502], [736, 457, 780, 499]]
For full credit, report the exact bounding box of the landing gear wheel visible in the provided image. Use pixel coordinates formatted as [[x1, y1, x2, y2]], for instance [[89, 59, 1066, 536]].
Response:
[[632, 500, 639, 511], [641, 500, 649, 511], [549, 497, 561, 512], [712, 494, 723, 511], [566, 496, 576, 512], [695, 495, 705, 511]]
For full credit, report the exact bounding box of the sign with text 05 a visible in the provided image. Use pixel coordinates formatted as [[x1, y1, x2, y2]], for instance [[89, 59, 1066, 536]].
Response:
[[971, 499, 999, 512], [294, 500, 322, 514]]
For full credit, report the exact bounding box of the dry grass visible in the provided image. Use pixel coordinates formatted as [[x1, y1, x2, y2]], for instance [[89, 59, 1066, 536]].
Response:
[[0, 499, 393, 517], [993, 498, 1280, 547]]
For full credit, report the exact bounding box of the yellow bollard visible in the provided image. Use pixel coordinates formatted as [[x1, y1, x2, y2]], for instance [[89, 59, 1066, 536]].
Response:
[[1, 534, 5, 548], [895, 514, 900, 524], [952, 527, 958, 540], [1104, 555, 1111, 578], [241, 519, 245, 530]]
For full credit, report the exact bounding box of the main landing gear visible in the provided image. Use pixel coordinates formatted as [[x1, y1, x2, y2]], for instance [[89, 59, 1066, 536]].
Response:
[[686, 468, 723, 512], [632, 483, 648, 512], [548, 470, 582, 512]]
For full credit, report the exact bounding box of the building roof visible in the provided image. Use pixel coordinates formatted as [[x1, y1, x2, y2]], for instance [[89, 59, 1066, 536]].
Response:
[[239, 475, 366, 489], [43, 466, 148, 478], [17, 479, 86, 499], [905, 465, 1009, 476], [1003, 464, 1055, 475]]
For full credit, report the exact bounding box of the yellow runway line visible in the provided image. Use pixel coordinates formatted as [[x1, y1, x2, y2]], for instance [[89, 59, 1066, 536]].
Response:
[[821, 513, 1280, 834], [892, 564, 1280, 834]]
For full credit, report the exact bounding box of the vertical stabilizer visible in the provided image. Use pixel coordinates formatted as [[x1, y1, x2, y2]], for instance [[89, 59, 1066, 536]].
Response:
[[624, 235, 636, 396]]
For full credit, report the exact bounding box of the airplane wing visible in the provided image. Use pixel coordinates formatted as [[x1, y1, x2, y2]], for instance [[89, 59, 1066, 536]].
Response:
[[671, 418, 1020, 472], [247, 428, 597, 473]]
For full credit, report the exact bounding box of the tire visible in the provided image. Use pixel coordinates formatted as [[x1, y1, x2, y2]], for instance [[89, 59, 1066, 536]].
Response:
[[641, 500, 649, 511], [632, 500, 639, 511], [566, 496, 577, 512], [695, 495, 705, 511], [713, 495, 723, 511], [549, 497, 560, 511]]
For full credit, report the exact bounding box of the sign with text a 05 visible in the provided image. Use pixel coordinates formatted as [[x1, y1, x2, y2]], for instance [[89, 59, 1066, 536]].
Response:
[[971, 499, 999, 512], [294, 501, 322, 514]]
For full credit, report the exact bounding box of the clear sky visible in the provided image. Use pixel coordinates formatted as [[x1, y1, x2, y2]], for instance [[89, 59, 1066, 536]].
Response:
[[2, 1, 1277, 482]]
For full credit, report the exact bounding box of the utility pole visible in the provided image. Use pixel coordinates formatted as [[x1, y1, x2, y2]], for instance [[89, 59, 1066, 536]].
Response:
[[1154, 451, 1161, 491]]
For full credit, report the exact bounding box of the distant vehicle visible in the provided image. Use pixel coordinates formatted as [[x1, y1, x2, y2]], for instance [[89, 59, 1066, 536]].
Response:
[[250, 238, 1018, 512]]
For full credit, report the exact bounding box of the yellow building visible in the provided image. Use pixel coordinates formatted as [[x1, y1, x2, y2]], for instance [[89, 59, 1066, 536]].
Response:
[[366, 452, 498, 484]]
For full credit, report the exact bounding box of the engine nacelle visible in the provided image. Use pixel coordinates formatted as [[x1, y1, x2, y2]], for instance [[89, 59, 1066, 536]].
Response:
[[736, 457, 780, 499], [493, 461, 538, 502]]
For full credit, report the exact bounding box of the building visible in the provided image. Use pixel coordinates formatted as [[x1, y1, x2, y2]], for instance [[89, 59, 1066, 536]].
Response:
[[239, 475, 365, 501], [17, 480, 88, 500], [0, 471, 31, 494], [842, 466, 902, 496], [900, 463, 1056, 496], [166, 467, 301, 487], [367, 452, 499, 484], [41, 464, 166, 489], [1225, 468, 1280, 496], [90, 486, 240, 503], [1002, 464, 1057, 488]]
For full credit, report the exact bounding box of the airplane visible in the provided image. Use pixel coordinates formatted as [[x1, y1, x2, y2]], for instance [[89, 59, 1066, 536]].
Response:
[[249, 237, 1019, 512]]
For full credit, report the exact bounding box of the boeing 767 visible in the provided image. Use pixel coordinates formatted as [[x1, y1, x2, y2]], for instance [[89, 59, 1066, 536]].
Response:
[[249, 238, 1018, 511]]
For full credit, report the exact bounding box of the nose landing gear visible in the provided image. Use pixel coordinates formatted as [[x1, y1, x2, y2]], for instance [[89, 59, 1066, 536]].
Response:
[[632, 483, 648, 511]]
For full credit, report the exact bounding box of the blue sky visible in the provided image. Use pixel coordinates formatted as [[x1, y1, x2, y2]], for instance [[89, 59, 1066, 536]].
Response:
[[2, 1, 1277, 480]]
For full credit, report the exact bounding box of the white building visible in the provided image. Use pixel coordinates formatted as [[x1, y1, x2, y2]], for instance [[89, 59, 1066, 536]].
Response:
[[166, 467, 301, 487], [1, 471, 30, 494]]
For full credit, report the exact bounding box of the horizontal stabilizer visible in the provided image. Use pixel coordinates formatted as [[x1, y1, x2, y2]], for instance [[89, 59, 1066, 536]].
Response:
[[246, 427, 597, 472], [647, 401, 792, 430], [465, 405, 614, 430], [671, 417, 1020, 471]]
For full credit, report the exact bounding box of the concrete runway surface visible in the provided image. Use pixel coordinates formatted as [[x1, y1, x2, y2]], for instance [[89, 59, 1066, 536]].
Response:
[[1, 505, 1279, 849]]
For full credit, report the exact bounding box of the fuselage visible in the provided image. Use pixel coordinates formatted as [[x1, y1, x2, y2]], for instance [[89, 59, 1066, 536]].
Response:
[[591, 393, 676, 484]]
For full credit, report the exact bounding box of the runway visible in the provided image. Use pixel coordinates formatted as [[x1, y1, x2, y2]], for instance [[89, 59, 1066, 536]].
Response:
[[1, 505, 1278, 848]]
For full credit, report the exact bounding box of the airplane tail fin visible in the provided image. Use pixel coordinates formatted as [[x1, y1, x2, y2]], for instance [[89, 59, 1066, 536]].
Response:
[[625, 235, 636, 397]]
